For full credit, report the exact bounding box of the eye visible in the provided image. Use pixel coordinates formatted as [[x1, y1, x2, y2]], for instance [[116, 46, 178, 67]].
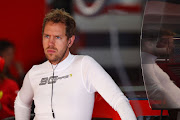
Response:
[[44, 35, 49, 38], [56, 36, 61, 39]]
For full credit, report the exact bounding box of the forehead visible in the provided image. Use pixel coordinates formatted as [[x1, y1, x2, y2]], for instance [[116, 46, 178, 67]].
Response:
[[44, 21, 66, 34]]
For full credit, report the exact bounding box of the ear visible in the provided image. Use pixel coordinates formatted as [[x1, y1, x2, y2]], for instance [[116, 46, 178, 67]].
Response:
[[68, 35, 75, 48]]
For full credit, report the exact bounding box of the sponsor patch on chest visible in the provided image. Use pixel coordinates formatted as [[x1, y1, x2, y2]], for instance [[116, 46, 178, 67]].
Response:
[[39, 74, 72, 85]]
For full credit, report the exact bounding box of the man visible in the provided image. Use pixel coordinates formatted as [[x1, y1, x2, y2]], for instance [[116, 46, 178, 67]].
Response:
[[0, 40, 25, 87], [141, 28, 180, 119], [0, 57, 19, 119], [14, 9, 136, 120]]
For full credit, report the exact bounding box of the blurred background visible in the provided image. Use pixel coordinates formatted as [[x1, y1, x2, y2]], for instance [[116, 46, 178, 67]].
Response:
[[2, 0, 180, 119], [0, 0, 146, 99]]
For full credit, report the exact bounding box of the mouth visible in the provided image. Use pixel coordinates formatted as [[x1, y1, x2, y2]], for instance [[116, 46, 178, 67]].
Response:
[[47, 49, 56, 54]]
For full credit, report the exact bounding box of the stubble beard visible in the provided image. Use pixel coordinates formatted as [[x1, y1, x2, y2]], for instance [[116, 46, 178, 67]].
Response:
[[45, 46, 68, 64], [46, 54, 62, 64]]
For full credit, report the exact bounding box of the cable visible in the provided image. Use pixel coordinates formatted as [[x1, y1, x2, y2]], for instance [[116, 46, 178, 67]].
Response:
[[50, 43, 69, 119], [51, 64, 58, 118]]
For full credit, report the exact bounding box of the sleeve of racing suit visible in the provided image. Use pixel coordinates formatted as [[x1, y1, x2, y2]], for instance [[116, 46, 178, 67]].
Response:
[[81, 56, 137, 120], [14, 71, 34, 120]]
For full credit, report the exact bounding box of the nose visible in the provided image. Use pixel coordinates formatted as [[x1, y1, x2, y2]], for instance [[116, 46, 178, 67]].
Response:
[[48, 37, 55, 46]]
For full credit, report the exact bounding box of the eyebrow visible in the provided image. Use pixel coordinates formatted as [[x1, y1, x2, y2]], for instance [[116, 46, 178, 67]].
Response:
[[43, 33, 63, 37], [43, 33, 49, 36]]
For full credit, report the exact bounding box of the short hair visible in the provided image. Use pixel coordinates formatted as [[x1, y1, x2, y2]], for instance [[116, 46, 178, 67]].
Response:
[[42, 8, 76, 39], [142, 29, 175, 42], [0, 40, 14, 56]]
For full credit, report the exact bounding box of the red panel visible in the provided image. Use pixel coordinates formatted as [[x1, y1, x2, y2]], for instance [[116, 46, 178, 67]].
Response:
[[0, 0, 45, 71], [92, 93, 121, 120], [92, 93, 169, 119]]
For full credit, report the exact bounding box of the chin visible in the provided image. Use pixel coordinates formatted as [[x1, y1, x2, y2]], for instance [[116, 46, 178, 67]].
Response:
[[45, 54, 54, 61], [47, 57, 56, 62]]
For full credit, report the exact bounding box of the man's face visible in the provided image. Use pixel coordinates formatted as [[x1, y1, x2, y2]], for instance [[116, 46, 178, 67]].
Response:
[[156, 35, 174, 54], [43, 21, 69, 65], [2, 47, 14, 67]]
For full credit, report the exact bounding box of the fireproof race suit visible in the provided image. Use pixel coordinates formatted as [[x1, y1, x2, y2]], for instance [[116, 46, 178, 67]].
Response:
[[15, 53, 136, 120]]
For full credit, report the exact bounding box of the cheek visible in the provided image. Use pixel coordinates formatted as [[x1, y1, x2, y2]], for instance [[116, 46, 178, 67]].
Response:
[[3, 56, 13, 66], [42, 40, 48, 48], [56, 40, 67, 49]]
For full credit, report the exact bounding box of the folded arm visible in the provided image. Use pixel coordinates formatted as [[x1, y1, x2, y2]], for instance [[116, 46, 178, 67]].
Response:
[[82, 56, 137, 120]]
